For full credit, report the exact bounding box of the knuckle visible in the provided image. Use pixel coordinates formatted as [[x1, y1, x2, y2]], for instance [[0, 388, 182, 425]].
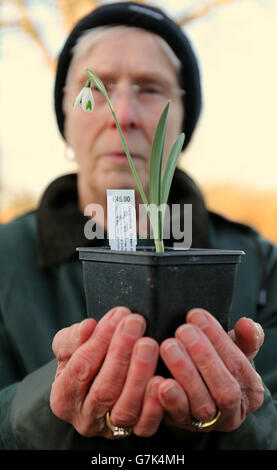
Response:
[[193, 403, 217, 422], [52, 328, 66, 356], [116, 347, 133, 366], [75, 424, 91, 438], [251, 389, 264, 412], [69, 351, 95, 382], [112, 409, 138, 427], [52, 323, 80, 359], [247, 375, 265, 413], [216, 382, 241, 411], [73, 419, 100, 438], [195, 351, 218, 374], [228, 355, 247, 378], [134, 422, 158, 437], [50, 385, 68, 420], [91, 385, 116, 409]]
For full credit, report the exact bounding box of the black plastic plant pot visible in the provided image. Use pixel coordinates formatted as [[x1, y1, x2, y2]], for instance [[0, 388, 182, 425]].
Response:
[[77, 247, 244, 343]]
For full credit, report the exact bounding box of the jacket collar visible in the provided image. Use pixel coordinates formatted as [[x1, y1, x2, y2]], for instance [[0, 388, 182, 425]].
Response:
[[36, 170, 210, 268]]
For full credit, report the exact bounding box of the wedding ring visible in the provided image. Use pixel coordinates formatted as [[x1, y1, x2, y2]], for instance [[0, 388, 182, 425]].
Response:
[[105, 411, 133, 438], [191, 409, 221, 430]]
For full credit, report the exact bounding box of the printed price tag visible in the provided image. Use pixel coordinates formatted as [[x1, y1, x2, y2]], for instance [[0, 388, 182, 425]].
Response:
[[107, 189, 137, 251]]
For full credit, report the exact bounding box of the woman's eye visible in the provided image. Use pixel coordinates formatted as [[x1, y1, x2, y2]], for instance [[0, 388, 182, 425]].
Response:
[[141, 86, 160, 94]]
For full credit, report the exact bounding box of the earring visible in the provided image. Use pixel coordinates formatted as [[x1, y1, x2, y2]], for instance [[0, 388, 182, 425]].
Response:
[[65, 145, 75, 161]]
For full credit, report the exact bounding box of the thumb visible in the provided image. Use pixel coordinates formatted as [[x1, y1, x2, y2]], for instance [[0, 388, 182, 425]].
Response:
[[229, 317, 264, 361]]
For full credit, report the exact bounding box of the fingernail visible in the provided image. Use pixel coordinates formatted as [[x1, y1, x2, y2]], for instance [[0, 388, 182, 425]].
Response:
[[78, 318, 94, 341], [123, 315, 145, 338], [147, 378, 163, 397], [110, 307, 129, 326], [163, 341, 183, 363], [163, 383, 179, 400], [78, 319, 86, 338], [136, 339, 156, 362], [255, 322, 264, 346], [187, 309, 209, 329], [178, 325, 199, 346]]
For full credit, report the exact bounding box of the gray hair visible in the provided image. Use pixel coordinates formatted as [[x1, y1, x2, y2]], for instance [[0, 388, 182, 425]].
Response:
[[66, 25, 182, 85]]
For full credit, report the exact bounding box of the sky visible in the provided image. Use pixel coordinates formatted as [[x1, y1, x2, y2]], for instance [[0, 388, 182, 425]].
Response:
[[1, 0, 277, 208]]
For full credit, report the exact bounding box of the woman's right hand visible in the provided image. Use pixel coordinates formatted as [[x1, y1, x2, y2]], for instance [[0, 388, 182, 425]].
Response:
[[50, 307, 164, 439]]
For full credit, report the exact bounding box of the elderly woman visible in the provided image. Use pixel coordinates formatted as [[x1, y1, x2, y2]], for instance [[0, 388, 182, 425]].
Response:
[[0, 2, 277, 450]]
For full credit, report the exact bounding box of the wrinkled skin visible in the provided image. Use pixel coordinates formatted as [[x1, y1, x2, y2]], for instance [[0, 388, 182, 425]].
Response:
[[50, 307, 264, 438]]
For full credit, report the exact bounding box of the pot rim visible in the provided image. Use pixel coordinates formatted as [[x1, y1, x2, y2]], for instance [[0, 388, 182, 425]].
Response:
[[77, 246, 245, 266]]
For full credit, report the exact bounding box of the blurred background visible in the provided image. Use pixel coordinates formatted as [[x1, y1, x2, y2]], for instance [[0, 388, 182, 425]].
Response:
[[1, 0, 277, 242]]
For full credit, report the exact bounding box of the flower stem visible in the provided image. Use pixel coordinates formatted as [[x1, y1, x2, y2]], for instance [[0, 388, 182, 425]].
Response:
[[154, 239, 164, 252], [99, 90, 163, 252], [106, 97, 151, 216]]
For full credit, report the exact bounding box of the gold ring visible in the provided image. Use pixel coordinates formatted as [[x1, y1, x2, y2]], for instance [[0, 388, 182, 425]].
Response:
[[191, 409, 221, 430], [105, 411, 132, 438]]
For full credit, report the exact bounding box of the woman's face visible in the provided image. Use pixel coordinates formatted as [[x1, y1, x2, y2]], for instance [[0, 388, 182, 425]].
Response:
[[63, 28, 184, 205]]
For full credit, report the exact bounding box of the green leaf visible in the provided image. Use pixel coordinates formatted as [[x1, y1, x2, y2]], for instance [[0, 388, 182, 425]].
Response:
[[160, 133, 185, 206], [86, 69, 108, 97], [149, 101, 170, 207], [149, 101, 171, 244]]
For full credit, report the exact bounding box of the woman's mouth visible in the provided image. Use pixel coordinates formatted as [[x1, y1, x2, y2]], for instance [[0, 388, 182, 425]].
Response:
[[101, 152, 142, 162]]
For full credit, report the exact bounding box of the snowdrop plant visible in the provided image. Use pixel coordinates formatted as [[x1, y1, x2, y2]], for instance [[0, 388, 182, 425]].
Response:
[[73, 69, 185, 253]]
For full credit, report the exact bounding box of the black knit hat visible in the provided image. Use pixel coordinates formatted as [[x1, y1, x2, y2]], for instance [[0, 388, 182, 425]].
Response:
[[54, 1, 202, 149]]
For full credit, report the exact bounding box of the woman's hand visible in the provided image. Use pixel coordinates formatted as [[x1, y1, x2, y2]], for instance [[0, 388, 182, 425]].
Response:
[[50, 306, 265, 438], [50, 307, 164, 439], [158, 308, 265, 432]]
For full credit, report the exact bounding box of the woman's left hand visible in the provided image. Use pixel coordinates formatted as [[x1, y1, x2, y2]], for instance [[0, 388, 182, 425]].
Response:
[[158, 308, 265, 432]]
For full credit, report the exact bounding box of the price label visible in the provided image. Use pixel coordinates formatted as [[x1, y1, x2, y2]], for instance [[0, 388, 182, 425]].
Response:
[[107, 189, 137, 251]]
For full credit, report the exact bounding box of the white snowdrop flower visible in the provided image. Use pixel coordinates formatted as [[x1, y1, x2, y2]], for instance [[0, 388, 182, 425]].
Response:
[[73, 80, 94, 112]]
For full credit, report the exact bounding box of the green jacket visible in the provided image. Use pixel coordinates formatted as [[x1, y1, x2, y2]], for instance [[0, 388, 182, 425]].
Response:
[[0, 171, 277, 450]]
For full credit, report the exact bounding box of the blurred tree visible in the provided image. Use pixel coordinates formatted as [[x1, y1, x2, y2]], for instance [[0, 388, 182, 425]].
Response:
[[179, 0, 238, 25], [0, 191, 36, 222], [56, 0, 102, 31], [0, 0, 237, 70], [1, 0, 55, 69]]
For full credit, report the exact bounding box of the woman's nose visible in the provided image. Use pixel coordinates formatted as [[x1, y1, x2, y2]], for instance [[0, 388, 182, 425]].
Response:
[[107, 87, 140, 131]]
